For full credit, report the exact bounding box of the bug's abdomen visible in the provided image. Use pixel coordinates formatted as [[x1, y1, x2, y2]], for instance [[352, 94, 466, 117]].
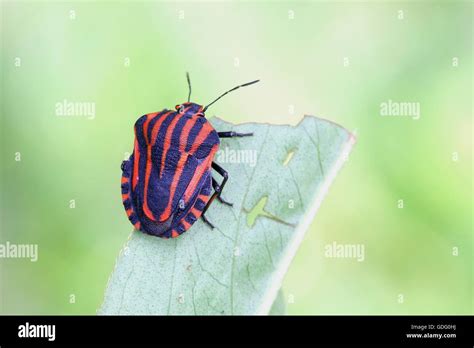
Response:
[[168, 172, 213, 238]]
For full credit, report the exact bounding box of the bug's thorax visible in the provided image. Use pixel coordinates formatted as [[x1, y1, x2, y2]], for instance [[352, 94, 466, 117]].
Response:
[[172, 102, 220, 152]]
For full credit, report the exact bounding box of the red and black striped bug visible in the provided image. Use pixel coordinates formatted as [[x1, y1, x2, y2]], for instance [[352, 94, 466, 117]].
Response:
[[121, 73, 259, 238]]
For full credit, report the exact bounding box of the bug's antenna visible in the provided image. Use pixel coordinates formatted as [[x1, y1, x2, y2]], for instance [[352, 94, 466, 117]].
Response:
[[186, 72, 192, 102], [203, 79, 260, 113]]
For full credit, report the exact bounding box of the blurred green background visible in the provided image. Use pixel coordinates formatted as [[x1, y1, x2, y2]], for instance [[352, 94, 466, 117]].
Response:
[[0, 1, 472, 314]]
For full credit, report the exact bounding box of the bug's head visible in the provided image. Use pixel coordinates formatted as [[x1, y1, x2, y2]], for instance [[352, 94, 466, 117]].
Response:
[[174, 102, 205, 117], [181, 72, 259, 116]]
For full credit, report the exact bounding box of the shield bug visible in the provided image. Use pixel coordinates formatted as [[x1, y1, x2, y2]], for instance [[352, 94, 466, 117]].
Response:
[[121, 73, 259, 238]]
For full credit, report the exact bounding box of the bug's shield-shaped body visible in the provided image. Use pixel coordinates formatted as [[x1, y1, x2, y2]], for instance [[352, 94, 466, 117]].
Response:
[[121, 103, 220, 238]]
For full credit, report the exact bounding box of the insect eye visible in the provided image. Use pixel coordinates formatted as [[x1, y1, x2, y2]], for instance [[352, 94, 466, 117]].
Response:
[[175, 104, 181, 111], [178, 106, 185, 114]]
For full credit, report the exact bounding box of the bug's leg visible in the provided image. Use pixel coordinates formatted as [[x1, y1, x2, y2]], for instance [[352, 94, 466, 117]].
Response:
[[211, 161, 230, 198], [201, 190, 218, 229], [200, 162, 232, 228], [211, 162, 233, 205], [201, 213, 215, 229], [212, 177, 233, 206], [217, 131, 253, 138]]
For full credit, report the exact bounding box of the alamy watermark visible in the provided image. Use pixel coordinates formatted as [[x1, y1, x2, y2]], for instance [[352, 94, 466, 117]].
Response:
[[380, 99, 420, 120], [216, 146, 257, 167], [55, 99, 95, 119], [324, 241, 365, 262], [0, 241, 38, 262], [18, 322, 55, 341]]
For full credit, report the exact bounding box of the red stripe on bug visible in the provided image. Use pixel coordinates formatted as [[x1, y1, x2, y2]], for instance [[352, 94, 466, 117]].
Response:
[[143, 111, 173, 221], [143, 112, 159, 145], [122, 193, 130, 201], [184, 144, 218, 202], [150, 111, 173, 145], [171, 230, 179, 238], [189, 123, 213, 154], [159, 107, 192, 179], [180, 116, 198, 152], [142, 146, 156, 220], [132, 137, 139, 190], [190, 207, 202, 218], [198, 194, 209, 200], [126, 208, 133, 217], [159, 116, 198, 221], [134, 222, 141, 230], [159, 118, 181, 178], [159, 154, 187, 221], [182, 219, 191, 231], [121, 176, 128, 184]]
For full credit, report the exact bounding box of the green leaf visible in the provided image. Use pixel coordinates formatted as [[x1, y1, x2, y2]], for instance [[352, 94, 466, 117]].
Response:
[[99, 116, 355, 315], [269, 289, 286, 315]]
